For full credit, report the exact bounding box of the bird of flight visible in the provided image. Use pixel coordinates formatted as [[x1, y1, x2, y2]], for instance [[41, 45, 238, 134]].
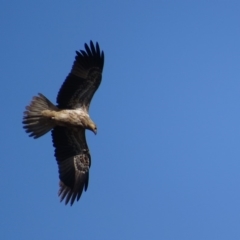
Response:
[[23, 41, 104, 206]]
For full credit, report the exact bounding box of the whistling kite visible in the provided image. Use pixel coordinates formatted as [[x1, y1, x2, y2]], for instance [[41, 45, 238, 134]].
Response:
[[23, 41, 104, 205]]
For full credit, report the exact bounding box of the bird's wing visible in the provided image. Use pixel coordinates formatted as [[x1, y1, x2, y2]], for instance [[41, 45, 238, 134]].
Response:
[[56, 41, 104, 110], [51, 126, 91, 205]]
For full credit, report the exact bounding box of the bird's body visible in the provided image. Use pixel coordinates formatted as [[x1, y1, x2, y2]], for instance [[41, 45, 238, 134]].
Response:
[[42, 108, 95, 129], [23, 41, 104, 205]]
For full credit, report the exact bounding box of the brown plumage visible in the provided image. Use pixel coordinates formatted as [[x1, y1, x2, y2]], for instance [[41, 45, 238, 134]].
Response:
[[22, 41, 104, 205]]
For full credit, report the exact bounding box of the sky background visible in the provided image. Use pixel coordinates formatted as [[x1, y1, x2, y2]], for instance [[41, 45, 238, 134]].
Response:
[[1, 1, 240, 239]]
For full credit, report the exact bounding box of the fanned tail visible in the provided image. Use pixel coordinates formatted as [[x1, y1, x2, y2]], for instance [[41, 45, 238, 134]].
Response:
[[23, 93, 58, 139]]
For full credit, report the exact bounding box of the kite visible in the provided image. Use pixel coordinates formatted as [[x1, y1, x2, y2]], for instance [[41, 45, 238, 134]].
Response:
[[22, 41, 104, 205]]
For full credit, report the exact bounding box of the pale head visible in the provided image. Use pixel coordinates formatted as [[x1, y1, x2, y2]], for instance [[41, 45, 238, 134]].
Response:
[[87, 121, 97, 135]]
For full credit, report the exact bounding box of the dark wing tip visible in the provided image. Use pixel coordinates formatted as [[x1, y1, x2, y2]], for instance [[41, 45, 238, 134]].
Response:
[[58, 180, 86, 206], [82, 40, 104, 71], [71, 41, 104, 73]]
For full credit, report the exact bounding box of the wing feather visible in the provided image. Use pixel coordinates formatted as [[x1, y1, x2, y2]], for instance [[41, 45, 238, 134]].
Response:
[[57, 41, 104, 110], [51, 126, 91, 205]]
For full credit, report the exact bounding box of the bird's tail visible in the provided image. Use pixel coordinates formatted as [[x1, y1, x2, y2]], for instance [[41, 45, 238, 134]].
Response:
[[23, 93, 58, 139]]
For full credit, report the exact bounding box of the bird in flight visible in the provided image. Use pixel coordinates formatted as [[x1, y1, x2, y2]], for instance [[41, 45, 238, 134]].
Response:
[[23, 41, 104, 205]]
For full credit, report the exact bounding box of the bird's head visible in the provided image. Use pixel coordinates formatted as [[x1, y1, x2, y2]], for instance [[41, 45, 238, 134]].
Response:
[[88, 121, 97, 135]]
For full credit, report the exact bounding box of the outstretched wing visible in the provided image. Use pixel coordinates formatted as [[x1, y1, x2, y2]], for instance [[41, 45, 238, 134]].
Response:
[[57, 41, 104, 110], [51, 126, 91, 206]]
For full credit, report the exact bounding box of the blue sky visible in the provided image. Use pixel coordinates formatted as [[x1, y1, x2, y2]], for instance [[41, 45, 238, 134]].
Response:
[[1, 1, 240, 239]]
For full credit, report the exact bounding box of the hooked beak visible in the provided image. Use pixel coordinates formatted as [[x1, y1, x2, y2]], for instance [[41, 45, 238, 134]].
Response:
[[93, 129, 97, 135]]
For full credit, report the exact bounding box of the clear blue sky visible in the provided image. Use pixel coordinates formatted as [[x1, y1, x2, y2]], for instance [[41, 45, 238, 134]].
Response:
[[1, 1, 240, 239]]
